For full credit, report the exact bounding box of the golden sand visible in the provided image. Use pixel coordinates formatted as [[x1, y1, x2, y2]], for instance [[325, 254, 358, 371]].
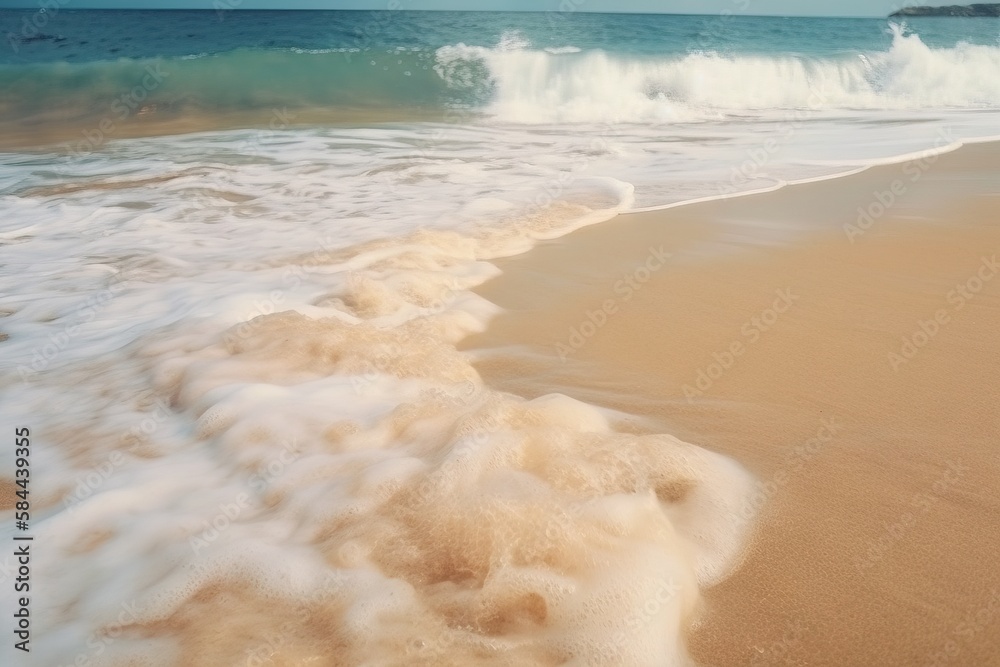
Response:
[[464, 142, 1000, 666]]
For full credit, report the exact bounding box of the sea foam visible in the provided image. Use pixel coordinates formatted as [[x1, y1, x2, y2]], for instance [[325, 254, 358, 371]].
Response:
[[437, 24, 1000, 123], [5, 198, 755, 666]]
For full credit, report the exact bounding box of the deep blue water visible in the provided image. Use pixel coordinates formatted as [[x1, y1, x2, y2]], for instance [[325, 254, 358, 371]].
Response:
[[2, 9, 999, 64]]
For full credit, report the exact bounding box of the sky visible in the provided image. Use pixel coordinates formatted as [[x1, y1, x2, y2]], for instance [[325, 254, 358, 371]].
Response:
[[0, 0, 957, 18]]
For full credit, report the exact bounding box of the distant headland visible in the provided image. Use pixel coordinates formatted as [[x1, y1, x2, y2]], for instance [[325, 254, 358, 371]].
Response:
[[890, 3, 1000, 16]]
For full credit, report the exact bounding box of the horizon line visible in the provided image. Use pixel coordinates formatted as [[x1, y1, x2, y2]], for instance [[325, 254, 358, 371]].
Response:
[[0, 6, 895, 19]]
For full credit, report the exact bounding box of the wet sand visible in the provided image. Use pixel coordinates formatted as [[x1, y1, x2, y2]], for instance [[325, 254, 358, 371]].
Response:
[[0, 106, 448, 152], [463, 142, 1000, 666]]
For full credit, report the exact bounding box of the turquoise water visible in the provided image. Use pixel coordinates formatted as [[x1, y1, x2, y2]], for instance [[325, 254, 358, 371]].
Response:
[[4, 10, 1000, 61], [2, 10, 1000, 120]]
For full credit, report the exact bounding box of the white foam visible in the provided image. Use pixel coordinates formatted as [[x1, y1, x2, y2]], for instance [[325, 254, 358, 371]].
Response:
[[1, 188, 758, 663], [4, 25, 1000, 662], [437, 23, 1000, 124]]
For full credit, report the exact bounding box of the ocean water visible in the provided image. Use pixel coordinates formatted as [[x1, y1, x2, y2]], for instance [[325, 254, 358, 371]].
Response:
[[2, 9, 1000, 666]]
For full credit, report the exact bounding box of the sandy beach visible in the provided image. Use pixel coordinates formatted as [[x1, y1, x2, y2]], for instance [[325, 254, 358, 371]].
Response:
[[464, 141, 1000, 666], [7, 8, 1000, 665]]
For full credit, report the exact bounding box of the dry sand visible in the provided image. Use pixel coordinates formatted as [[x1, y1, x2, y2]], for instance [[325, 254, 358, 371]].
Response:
[[463, 142, 1000, 666]]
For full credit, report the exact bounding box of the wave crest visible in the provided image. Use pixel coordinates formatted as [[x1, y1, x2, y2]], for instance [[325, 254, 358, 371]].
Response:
[[437, 24, 1000, 123]]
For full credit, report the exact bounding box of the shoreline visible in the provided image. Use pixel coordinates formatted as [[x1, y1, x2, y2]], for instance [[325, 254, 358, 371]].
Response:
[[626, 132, 1000, 216], [463, 140, 1000, 666]]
